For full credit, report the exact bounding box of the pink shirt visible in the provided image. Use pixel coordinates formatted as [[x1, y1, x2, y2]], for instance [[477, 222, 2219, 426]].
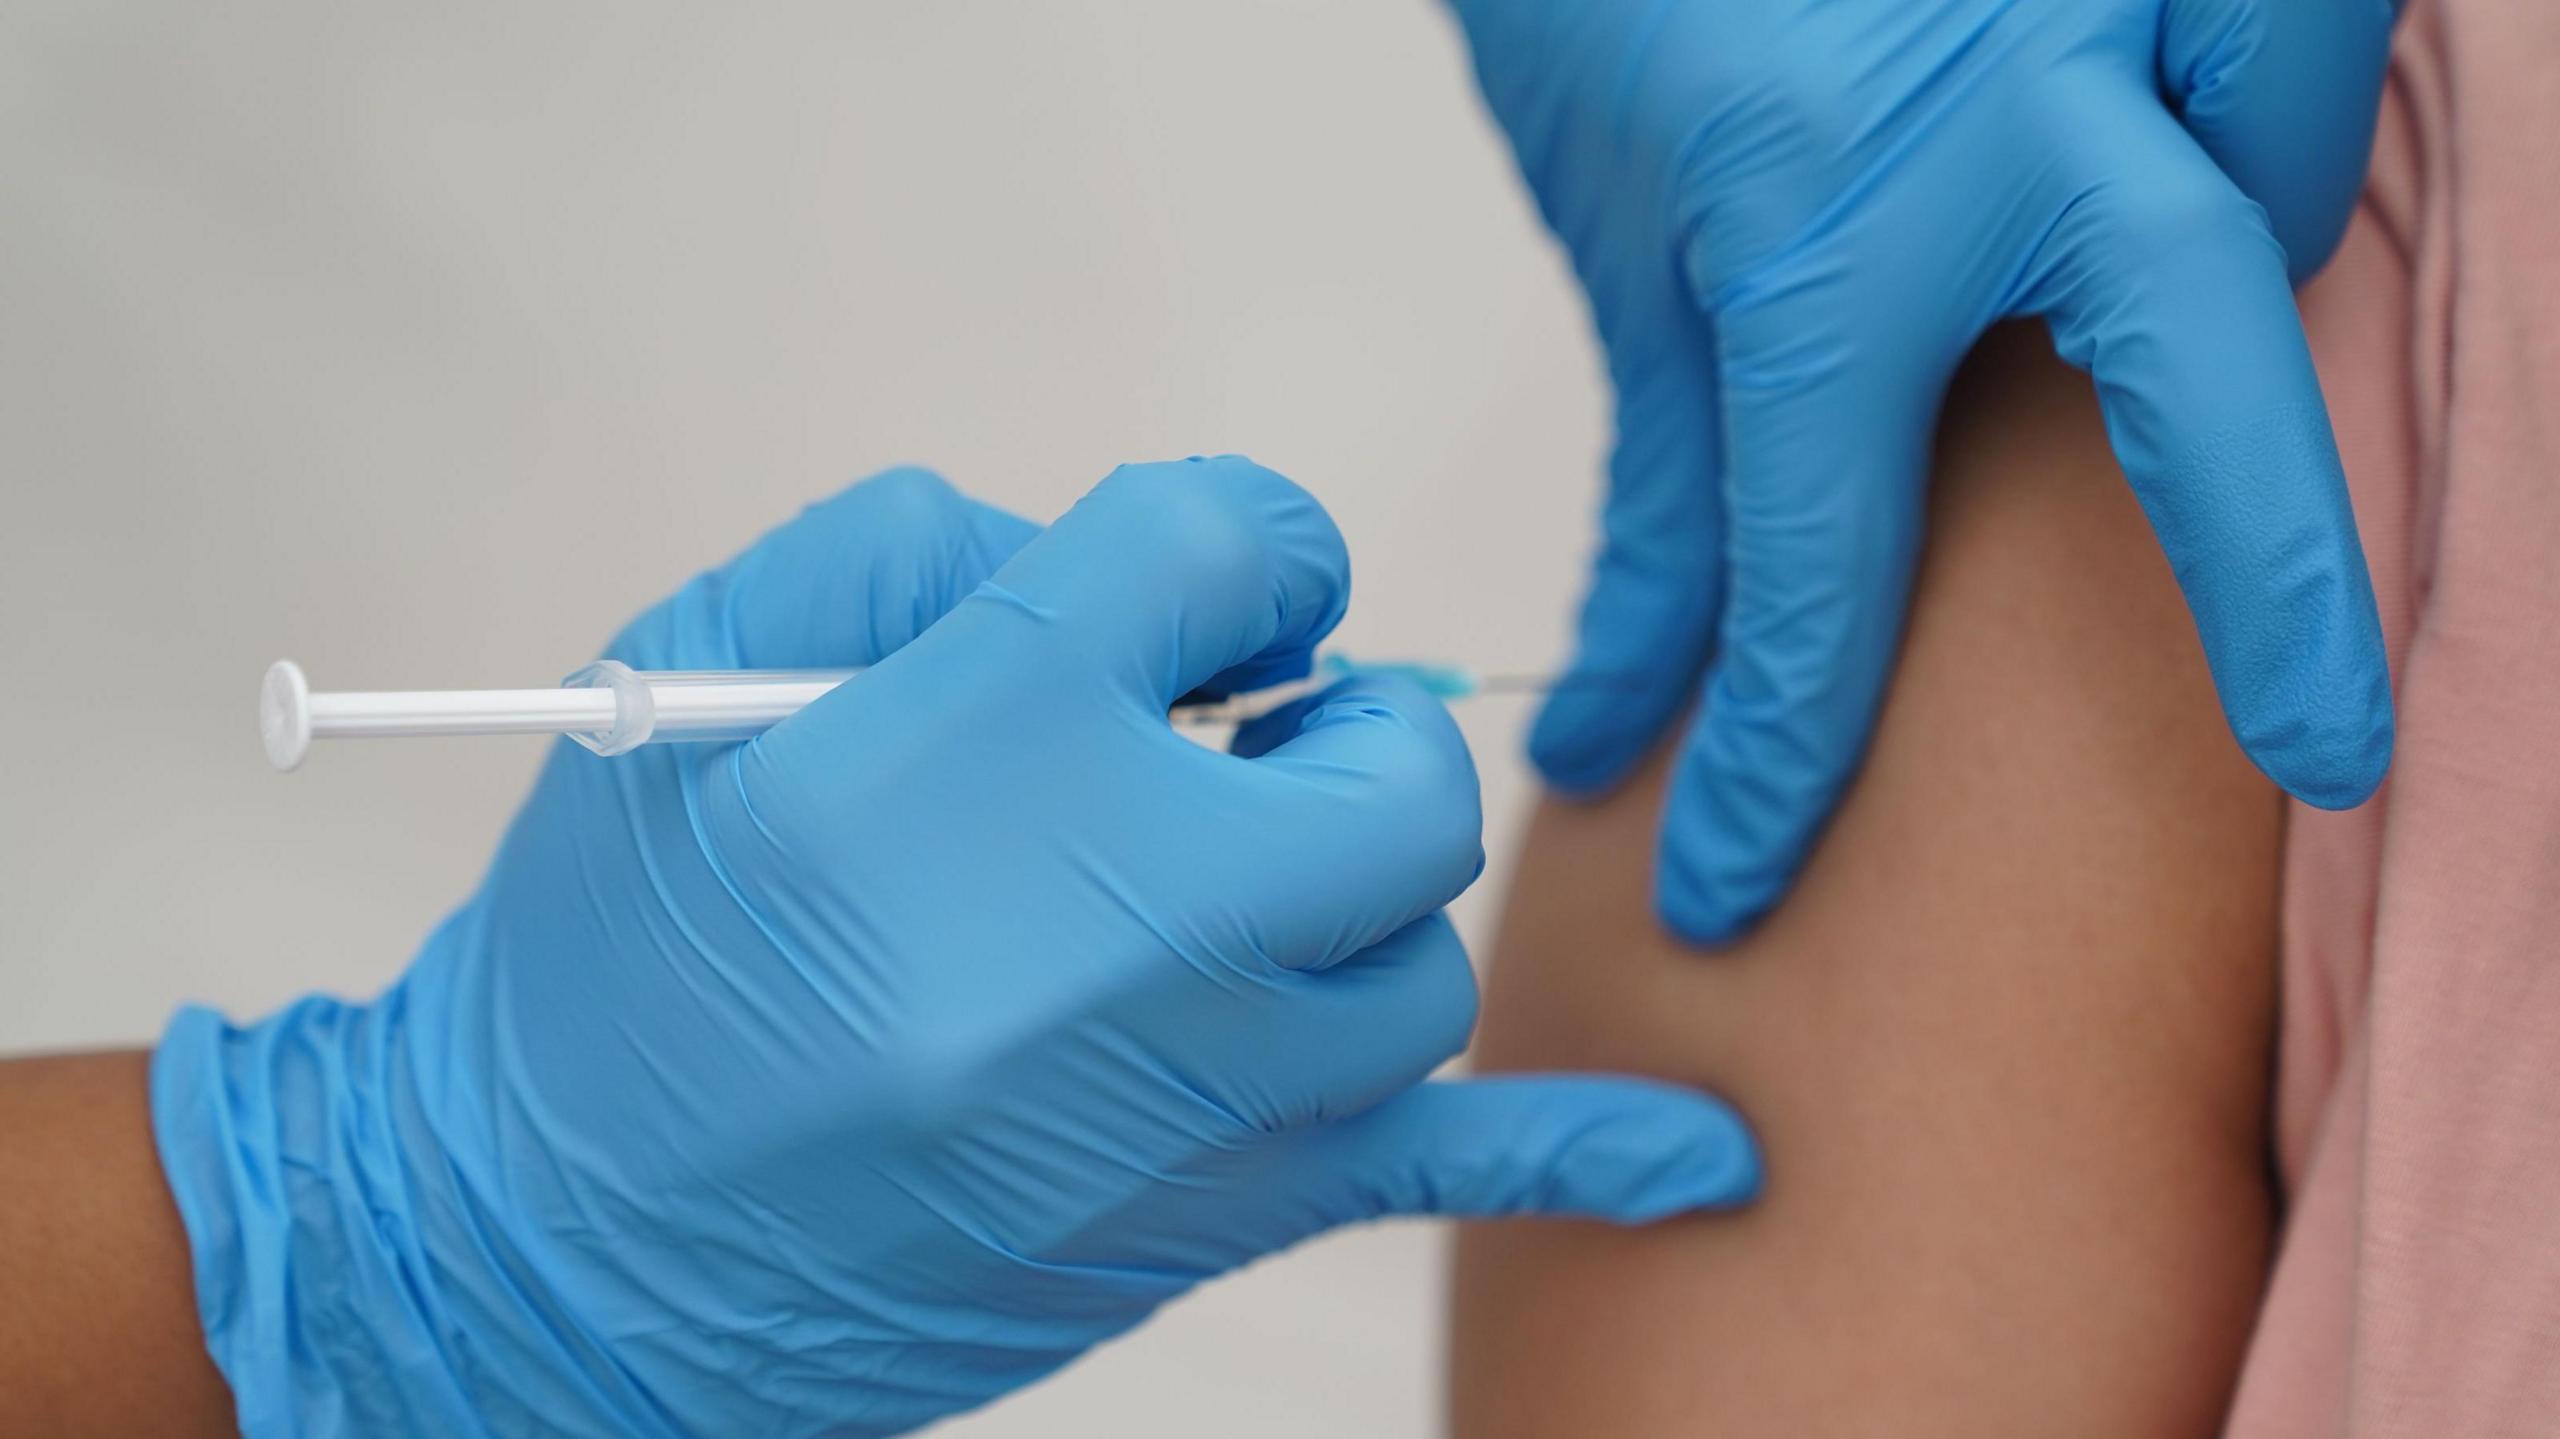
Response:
[[2230, 3, 2560, 1432]]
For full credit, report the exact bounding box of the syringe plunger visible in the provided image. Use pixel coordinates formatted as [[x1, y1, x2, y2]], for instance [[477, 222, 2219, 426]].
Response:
[[258, 658, 1429, 772]]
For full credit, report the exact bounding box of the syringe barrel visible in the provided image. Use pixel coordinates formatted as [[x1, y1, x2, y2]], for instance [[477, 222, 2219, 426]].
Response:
[[560, 663, 860, 755], [642, 672, 856, 742]]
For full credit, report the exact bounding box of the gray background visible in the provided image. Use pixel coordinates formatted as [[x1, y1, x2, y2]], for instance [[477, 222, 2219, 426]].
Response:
[[1, 3, 1612, 1433]]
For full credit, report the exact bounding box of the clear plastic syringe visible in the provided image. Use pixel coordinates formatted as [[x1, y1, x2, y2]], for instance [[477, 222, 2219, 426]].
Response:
[[258, 656, 1540, 772]]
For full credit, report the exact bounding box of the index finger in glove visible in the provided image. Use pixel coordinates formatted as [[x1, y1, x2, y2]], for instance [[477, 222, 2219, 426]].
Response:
[[876, 455, 1352, 724], [610, 466, 1037, 672]]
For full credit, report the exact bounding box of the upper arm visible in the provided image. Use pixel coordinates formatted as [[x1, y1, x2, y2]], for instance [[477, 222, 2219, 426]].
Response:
[[0, 1051, 238, 1438], [1449, 324, 2282, 1437]]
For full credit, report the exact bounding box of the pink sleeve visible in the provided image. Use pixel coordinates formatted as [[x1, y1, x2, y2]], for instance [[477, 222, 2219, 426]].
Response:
[[2231, 3, 2560, 1433]]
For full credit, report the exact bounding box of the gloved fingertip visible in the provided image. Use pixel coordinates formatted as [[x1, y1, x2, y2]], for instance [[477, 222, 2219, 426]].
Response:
[[1529, 640, 1699, 796], [1527, 687, 1651, 796], [2251, 691, 2395, 811], [1653, 878, 1761, 949], [2211, 568, 2396, 811], [1530, 553, 1721, 796], [1546, 1089, 1764, 1222], [1652, 820, 1784, 949]]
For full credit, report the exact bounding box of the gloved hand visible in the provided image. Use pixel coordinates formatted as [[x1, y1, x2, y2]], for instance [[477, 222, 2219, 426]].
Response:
[[1450, 0, 2399, 941], [152, 458, 1760, 1439]]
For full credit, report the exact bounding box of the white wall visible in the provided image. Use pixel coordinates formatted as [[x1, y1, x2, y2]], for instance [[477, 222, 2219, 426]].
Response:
[[0, 3, 1610, 1433]]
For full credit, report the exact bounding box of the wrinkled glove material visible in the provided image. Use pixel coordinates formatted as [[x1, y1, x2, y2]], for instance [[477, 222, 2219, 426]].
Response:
[[1452, 0, 2398, 940], [154, 458, 1760, 1438]]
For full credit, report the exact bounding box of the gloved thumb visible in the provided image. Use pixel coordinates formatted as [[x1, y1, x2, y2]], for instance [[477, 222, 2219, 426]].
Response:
[[1272, 1076, 1761, 1229]]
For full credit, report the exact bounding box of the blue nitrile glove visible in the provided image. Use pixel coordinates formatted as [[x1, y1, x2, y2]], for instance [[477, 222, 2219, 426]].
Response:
[[152, 458, 1760, 1439], [1449, 0, 2399, 941]]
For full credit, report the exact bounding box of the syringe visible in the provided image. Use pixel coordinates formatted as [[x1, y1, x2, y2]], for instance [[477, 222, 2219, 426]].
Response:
[[258, 656, 1559, 772]]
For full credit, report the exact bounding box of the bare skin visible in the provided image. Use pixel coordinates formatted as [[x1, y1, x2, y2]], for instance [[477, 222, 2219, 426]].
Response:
[[1450, 325, 2284, 1437], [0, 1051, 236, 1438]]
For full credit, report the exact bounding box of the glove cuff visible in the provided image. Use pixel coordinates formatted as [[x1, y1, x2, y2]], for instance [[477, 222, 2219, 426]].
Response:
[[152, 998, 488, 1437]]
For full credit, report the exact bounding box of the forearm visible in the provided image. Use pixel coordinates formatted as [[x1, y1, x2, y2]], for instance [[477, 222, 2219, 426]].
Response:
[[0, 1051, 235, 1438]]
